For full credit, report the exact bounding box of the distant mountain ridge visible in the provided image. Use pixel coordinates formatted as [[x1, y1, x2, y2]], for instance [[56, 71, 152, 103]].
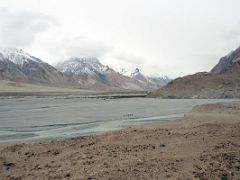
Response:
[[56, 57, 108, 77], [0, 48, 71, 87], [120, 68, 172, 89], [131, 68, 171, 86], [0, 47, 171, 91], [56, 58, 171, 91], [55, 57, 110, 86], [150, 46, 240, 98], [0, 48, 41, 66], [56, 58, 152, 91]]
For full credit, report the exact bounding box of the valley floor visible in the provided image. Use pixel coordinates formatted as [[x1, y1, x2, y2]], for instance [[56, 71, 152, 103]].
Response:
[[0, 80, 146, 97], [0, 102, 240, 179]]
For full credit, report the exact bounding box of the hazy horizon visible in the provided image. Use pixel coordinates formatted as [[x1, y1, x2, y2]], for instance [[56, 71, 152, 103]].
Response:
[[0, 0, 240, 78]]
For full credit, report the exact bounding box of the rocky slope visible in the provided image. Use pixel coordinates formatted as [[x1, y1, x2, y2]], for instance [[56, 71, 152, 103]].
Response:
[[211, 46, 240, 74], [150, 46, 240, 98], [0, 48, 171, 91], [0, 48, 72, 87], [120, 68, 172, 90], [55, 58, 146, 91]]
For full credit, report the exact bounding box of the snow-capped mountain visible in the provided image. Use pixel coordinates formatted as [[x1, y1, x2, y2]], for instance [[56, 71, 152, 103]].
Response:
[[56, 58, 172, 91], [119, 68, 132, 77], [0, 48, 42, 66], [55, 58, 146, 90], [130, 68, 148, 82], [56, 57, 109, 77], [0, 48, 172, 91], [55, 57, 110, 85], [147, 73, 172, 87], [0, 48, 71, 87], [120, 68, 172, 89]]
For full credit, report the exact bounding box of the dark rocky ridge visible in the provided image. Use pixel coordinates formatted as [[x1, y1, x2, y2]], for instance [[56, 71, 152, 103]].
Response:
[[150, 46, 240, 98], [211, 46, 240, 74]]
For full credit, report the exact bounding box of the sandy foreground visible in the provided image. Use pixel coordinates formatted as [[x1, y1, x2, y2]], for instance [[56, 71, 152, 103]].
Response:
[[0, 102, 240, 180]]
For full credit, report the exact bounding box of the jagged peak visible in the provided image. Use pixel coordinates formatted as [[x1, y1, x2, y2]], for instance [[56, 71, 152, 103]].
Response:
[[131, 68, 143, 77], [133, 68, 140, 73], [55, 57, 108, 76], [0, 47, 41, 66]]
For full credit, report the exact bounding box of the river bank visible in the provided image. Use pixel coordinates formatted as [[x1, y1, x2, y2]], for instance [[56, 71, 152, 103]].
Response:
[[0, 101, 239, 179]]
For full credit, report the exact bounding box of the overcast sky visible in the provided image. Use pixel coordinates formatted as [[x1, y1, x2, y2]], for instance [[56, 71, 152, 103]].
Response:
[[0, 0, 240, 77]]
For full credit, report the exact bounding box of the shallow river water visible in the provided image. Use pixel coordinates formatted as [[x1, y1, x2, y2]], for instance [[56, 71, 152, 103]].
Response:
[[0, 96, 234, 143]]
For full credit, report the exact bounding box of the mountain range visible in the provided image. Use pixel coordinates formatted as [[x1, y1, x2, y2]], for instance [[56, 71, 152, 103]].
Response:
[[150, 46, 240, 98], [55, 57, 171, 91], [129, 68, 172, 89], [1, 45, 240, 97], [0, 48, 171, 91]]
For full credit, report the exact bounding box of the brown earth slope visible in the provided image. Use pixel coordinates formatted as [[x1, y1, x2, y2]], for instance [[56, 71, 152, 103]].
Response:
[[150, 46, 240, 98]]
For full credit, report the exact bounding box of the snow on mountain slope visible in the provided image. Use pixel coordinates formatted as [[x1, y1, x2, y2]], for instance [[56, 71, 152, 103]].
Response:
[[55, 57, 108, 77], [56, 58, 147, 91], [130, 68, 148, 83], [119, 68, 131, 77], [0, 48, 71, 87], [120, 68, 172, 88], [147, 73, 172, 87], [0, 48, 171, 91], [0, 48, 42, 66]]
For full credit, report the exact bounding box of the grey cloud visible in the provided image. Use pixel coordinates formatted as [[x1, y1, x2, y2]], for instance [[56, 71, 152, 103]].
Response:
[[223, 22, 240, 41], [114, 53, 144, 65], [64, 37, 113, 58], [0, 8, 58, 47], [47, 36, 114, 60]]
